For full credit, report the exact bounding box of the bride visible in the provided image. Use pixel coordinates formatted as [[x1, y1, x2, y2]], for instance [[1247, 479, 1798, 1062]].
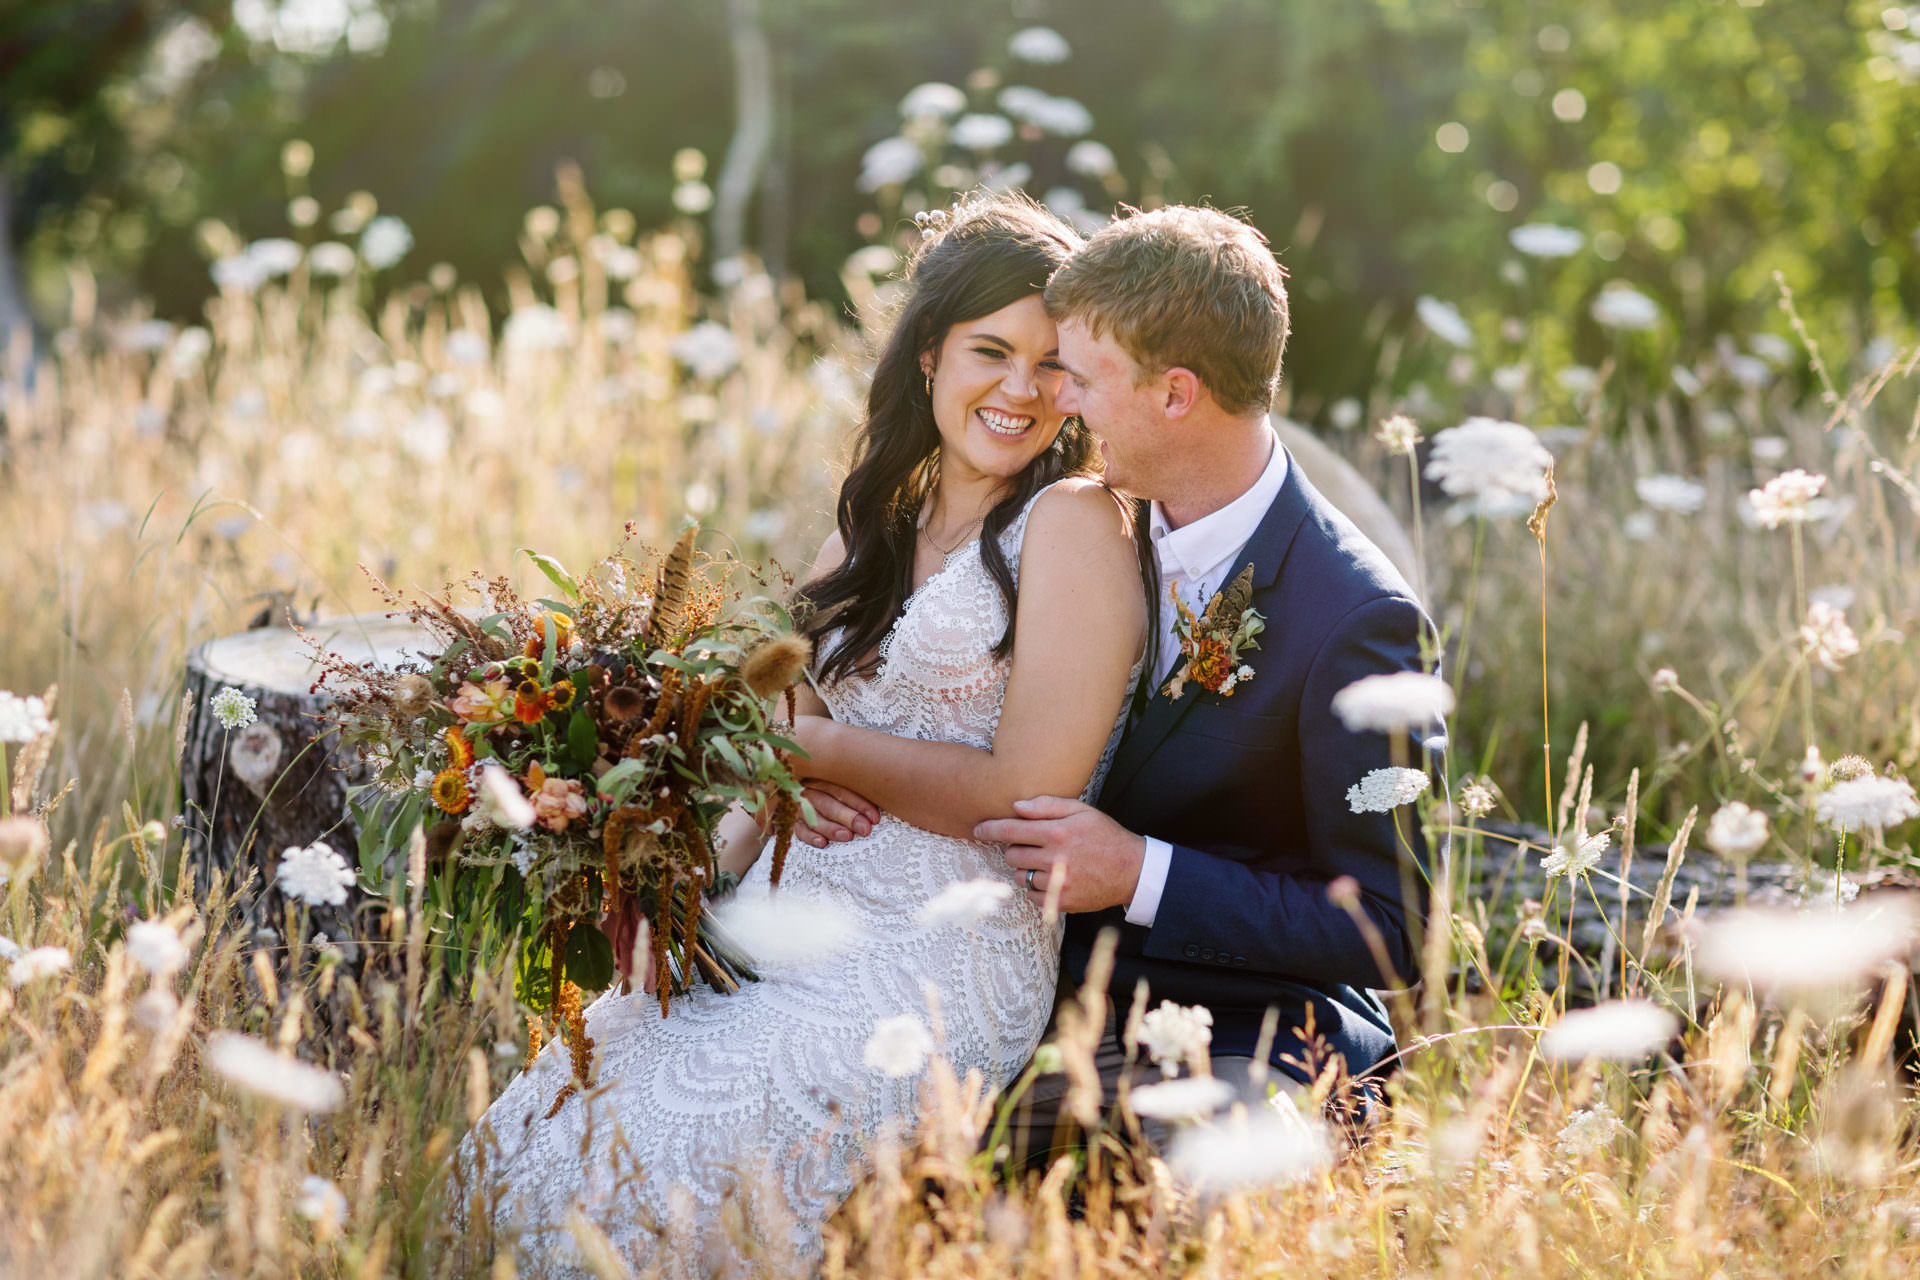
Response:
[[460, 195, 1146, 1275]]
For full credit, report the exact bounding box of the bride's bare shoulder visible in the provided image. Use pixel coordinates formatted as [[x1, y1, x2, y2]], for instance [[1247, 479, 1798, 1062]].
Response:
[[806, 528, 848, 585], [1026, 476, 1133, 547]]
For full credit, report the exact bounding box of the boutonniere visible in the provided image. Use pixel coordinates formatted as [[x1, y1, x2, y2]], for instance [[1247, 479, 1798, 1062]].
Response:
[[1162, 564, 1265, 700]]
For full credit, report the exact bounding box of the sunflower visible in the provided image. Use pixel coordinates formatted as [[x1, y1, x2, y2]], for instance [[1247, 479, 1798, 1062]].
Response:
[[432, 767, 473, 814], [549, 680, 577, 712], [445, 725, 475, 771]]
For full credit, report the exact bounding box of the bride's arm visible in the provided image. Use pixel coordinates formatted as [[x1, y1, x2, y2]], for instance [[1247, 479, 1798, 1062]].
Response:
[[791, 479, 1145, 841]]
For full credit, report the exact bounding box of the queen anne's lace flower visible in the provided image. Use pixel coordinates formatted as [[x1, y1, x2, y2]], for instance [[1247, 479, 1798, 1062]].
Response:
[[1748, 469, 1828, 529], [1800, 601, 1860, 672], [476, 762, 536, 831], [1346, 767, 1431, 814], [6, 945, 70, 988], [1168, 1105, 1332, 1191], [1540, 999, 1677, 1062], [1705, 802, 1770, 857], [210, 686, 257, 731], [1590, 286, 1661, 331], [916, 878, 1014, 928], [1556, 1101, 1626, 1158], [1459, 781, 1497, 819], [1415, 296, 1472, 347], [1541, 831, 1610, 879], [1695, 899, 1918, 989], [862, 1015, 935, 1078], [206, 1032, 346, 1111], [275, 841, 356, 906], [294, 1175, 349, 1234], [1424, 417, 1553, 510], [1128, 1076, 1234, 1120], [1139, 1000, 1214, 1076], [126, 920, 189, 977], [1331, 671, 1455, 734], [0, 691, 53, 743], [1376, 414, 1423, 456], [713, 892, 863, 969], [1815, 775, 1920, 833], [1635, 474, 1706, 514], [1508, 223, 1585, 258]]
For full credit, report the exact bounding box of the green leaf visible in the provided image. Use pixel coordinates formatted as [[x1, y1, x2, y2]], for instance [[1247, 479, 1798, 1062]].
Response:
[[519, 549, 580, 601], [568, 707, 599, 770], [565, 921, 616, 992], [596, 758, 651, 805]]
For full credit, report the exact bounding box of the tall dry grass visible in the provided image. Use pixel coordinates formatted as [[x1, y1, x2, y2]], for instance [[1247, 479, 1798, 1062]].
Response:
[[3, 182, 1920, 1276]]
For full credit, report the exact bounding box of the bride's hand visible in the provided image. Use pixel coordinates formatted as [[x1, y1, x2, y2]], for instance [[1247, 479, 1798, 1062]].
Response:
[[797, 781, 881, 847]]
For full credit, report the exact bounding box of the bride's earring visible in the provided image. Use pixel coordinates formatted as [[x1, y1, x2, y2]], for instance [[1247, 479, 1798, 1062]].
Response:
[[925, 372, 934, 397]]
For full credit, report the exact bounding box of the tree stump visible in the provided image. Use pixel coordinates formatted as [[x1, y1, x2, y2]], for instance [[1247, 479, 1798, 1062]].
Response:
[[179, 612, 436, 958]]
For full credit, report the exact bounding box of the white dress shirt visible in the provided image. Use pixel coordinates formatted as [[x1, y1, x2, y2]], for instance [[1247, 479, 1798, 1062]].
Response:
[[1125, 431, 1290, 927]]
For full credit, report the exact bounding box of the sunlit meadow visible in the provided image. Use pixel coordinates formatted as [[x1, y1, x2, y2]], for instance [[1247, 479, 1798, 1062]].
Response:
[[4, 153, 1920, 1277]]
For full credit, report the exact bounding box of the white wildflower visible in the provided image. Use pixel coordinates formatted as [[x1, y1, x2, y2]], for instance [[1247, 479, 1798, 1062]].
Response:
[[126, 920, 189, 978], [1346, 767, 1431, 814], [1139, 1000, 1214, 1076], [133, 988, 179, 1031], [209, 687, 256, 731], [1376, 413, 1423, 456], [444, 329, 490, 366], [1424, 417, 1554, 510], [1557, 365, 1599, 394], [671, 322, 741, 381], [1693, 898, 1919, 990], [1541, 831, 1610, 880], [950, 113, 1015, 151], [1168, 1103, 1332, 1192], [1459, 781, 1497, 819], [1590, 285, 1661, 331], [1128, 1076, 1235, 1121], [276, 841, 356, 906], [247, 237, 304, 278], [211, 254, 267, 292], [7, 946, 71, 988], [1008, 25, 1071, 64], [503, 304, 572, 353], [205, 1032, 345, 1112], [1508, 223, 1585, 258], [1810, 584, 1856, 613], [1330, 671, 1456, 735], [294, 1175, 348, 1235], [1414, 296, 1473, 348], [863, 1014, 935, 1078], [476, 762, 536, 831], [1540, 999, 1677, 1062], [1672, 364, 1702, 396], [916, 878, 1014, 928], [1815, 775, 1919, 834], [308, 242, 357, 276], [1726, 353, 1772, 388], [712, 890, 863, 969], [898, 82, 966, 120], [1024, 96, 1093, 137], [1556, 1101, 1626, 1158], [0, 937, 18, 962], [1749, 333, 1795, 367], [1800, 602, 1860, 672], [0, 691, 53, 742], [1748, 469, 1828, 529], [857, 136, 922, 191], [1622, 511, 1657, 541], [359, 216, 412, 270], [400, 407, 452, 463], [1705, 802, 1770, 858], [1065, 140, 1117, 177], [1635, 474, 1706, 514]]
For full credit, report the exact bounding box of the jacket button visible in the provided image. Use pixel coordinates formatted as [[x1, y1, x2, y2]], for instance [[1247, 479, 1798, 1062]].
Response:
[[1216, 952, 1232, 965], [1183, 943, 1200, 958], [1233, 955, 1248, 967], [1200, 947, 1215, 961]]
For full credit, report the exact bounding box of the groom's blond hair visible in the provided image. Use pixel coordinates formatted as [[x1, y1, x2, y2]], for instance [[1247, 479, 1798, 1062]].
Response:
[[1044, 205, 1288, 416]]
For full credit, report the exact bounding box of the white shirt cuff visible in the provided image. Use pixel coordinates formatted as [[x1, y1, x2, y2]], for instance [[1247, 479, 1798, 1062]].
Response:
[[1125, 837, 1174, 927]]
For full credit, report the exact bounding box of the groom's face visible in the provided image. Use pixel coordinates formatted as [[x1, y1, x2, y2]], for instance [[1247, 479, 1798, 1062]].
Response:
[[1055, 318, 1165, 496]]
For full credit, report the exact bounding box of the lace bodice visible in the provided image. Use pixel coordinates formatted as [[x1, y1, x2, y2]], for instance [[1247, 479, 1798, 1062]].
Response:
[[459, 481, 1137, 1277]]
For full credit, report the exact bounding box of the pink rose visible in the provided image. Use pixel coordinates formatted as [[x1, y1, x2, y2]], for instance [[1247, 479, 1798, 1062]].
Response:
[[450, 678, 511, 723], [532, 776, 588, 832]]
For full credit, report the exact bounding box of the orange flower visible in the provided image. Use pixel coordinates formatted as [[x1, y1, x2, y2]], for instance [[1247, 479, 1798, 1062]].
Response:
[[445, 726, 475, 771], [524, 610, 575, 659], [1190, 638, 1233, 694], [431, 767, 472, 814], [514, 680, 549, 724]]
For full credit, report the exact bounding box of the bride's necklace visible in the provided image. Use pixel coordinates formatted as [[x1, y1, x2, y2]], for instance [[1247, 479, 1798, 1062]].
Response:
[[918, 511, 984, 556]]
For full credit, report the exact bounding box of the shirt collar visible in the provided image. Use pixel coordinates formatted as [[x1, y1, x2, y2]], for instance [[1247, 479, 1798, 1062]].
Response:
[[1148, 429, 1289, 581]]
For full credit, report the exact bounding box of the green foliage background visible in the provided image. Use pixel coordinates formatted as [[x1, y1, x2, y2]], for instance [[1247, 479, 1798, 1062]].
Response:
[[6, 0, 1916, 410]]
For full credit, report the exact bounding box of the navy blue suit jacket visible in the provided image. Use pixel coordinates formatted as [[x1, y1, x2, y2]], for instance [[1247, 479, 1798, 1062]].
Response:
[[1070, 450, 1434, 1084]]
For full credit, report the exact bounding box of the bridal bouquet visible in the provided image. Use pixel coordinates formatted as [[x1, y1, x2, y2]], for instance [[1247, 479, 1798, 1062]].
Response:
[[307, 525, 812, 1029]]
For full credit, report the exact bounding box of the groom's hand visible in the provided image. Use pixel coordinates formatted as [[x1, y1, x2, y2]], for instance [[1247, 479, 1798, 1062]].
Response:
[[978, 796, 1146, 914]]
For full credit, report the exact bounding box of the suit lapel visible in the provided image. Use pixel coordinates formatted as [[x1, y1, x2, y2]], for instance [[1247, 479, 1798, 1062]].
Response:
[[1099, 453, 1314, 805]]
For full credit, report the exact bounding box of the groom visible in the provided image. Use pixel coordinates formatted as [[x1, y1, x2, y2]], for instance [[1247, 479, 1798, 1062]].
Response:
[[972, 204, 1436, 1145]]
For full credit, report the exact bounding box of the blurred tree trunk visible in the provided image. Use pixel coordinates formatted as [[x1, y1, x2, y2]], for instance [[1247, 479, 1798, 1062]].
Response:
[[710, 0, 771, 279], [0, 171, 30, 351]]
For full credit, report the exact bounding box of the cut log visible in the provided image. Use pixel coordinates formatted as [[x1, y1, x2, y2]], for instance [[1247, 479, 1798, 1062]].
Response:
[[179, 612, 438, 955]]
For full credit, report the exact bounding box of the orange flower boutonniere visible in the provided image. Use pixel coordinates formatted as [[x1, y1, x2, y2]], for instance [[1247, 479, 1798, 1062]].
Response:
[[1163, 565, 1265, 701]]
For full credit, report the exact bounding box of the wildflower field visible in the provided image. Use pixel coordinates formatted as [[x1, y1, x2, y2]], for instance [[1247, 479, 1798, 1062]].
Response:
[[6, 66, 1920, 1278]]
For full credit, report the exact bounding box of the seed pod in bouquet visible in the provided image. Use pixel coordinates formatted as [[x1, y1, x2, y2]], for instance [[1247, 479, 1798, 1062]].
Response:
[[644, 525, 699, 653], [741, 633, 812, 701], [392, 673, 435, 719]]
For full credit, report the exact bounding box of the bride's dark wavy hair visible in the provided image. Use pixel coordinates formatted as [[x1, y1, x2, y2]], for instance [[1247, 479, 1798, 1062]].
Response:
[[800, 194, 1098, 684]]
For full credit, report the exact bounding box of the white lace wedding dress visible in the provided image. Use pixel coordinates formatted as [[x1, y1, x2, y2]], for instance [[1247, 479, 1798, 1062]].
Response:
[[460, 482, 1134, 1276]]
